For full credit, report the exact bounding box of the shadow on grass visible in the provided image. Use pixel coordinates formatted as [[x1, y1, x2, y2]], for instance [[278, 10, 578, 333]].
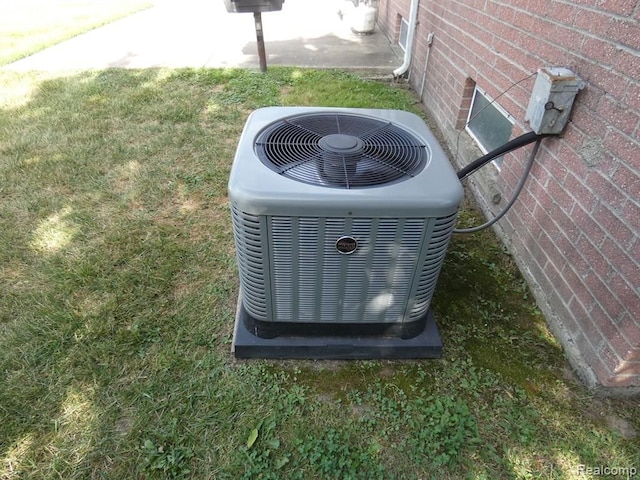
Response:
[[0, 68, 638, 479], [1, 68, 244, 478]]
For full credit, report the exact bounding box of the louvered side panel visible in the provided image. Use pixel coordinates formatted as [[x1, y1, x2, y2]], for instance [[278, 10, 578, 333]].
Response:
[[409, 212, 458, 319], [231, 206, 269, 321], [270, 217, 294, 320], [270, 216, 427, 324]]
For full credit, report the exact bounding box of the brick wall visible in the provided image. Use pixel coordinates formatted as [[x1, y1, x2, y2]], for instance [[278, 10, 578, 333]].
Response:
[[377, 0, 640, 395]]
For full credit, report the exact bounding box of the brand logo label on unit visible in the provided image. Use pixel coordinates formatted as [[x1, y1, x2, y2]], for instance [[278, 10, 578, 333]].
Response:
[[336, 236, 358, 255]]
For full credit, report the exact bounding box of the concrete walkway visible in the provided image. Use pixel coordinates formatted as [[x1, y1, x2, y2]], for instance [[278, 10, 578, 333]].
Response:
[[5, 0, 402, 72]]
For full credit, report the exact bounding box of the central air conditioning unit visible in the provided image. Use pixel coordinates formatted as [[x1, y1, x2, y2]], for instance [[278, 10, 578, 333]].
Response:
[[228, 107, 463, 359]]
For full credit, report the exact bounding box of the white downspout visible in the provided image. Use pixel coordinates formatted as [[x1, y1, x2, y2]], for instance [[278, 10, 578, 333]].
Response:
[[392, 0, 420, 78]]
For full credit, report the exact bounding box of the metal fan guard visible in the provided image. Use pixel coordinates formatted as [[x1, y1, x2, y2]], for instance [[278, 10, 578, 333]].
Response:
[[255, 112, 429, 188]]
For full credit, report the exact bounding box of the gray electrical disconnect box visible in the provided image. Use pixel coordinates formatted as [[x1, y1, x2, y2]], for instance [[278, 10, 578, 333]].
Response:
[[525, 67, 585, 135]]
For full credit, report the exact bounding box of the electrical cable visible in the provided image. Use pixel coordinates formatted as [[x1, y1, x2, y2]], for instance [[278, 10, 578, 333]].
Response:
[[457, 131, 550, 181], [453, 137, 543, 234]]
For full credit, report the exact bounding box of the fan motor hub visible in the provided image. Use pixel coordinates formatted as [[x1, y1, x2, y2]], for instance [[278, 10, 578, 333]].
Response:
[[319, 134, 364, 155]]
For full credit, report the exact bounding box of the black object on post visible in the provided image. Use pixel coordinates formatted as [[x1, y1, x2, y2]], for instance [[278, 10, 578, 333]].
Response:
[[223, 0, 285, 72]]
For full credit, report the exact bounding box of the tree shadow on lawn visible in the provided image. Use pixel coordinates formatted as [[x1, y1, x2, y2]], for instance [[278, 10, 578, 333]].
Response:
[[0, 68, 638, 479], [0, 68, 243, 478]]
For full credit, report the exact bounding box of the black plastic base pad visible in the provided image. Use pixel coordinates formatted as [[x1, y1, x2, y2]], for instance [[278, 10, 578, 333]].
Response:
[[232, 299, 443, 359]]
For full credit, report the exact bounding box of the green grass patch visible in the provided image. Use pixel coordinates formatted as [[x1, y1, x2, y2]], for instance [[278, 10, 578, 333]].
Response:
[[0, 0, 152, 66], [1, 68, 638, 479]]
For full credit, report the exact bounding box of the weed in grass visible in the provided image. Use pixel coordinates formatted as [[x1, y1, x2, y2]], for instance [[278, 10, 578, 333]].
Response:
[[141, 433, 194, 479]]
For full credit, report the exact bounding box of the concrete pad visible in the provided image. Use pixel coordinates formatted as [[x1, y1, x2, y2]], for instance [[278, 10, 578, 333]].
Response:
[[5, 0, 402, 72]]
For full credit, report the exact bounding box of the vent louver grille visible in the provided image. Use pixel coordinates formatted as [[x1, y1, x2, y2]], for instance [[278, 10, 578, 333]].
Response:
[[255, 113, 428, 189], [231, 209, 458, 324], [231, 206, 268, 320], [270, 217, 427, 323], [410, 212, 458, 319]]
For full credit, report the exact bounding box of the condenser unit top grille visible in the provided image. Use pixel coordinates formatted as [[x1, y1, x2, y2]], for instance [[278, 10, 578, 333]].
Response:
[[255, 112, 429, 189]]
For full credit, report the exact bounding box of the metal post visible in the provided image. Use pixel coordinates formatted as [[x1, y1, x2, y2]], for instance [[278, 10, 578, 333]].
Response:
[[253, 11, 267, 73]]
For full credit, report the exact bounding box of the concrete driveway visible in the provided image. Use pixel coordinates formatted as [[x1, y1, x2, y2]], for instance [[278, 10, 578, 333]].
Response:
[[5, 0, 402, 72]]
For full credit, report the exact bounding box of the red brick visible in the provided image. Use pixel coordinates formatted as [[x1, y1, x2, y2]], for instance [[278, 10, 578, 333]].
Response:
[[572, 204, 607, 245], [548, 290, 580, 332], [377, 0, 640, 390], [604, 128, 639, 167], [581, 37, 618, 68], [612, 163, 640, 197], [585, 63, 630, 101], [557, 143, 592, 180], [599, 340, 624, 372], [586, 172, 628, 212], [572, 268, 599, 309], [598, 73, 634, 109], [565, 173, 598, 213], [601, 372, 639, 387], [551, 203, 581, 242], [624, 81, 640, 113], [599, 154, 625, 179], [607, 273, 640, 320], [573, 106, 608, 142], [620, 201, 640, 239], [606, 18, 640, 51], [574, 84, 604, 113], [530, 173, 553, 205], [613, 48, 640, 81], [570, 0, 596, 6], [561, 257, 588, 292], [506, 0, 529, 8], [573, 8, 612, 37], [540, 148, 568, 180], [555, 1, 581, 24], [590, 358, 625, 386], [545, 259, 574, 298], [552, 25, 587, 53], [526, 242, 550, 284], [597, 96, 640, 136], [548, 176, 575, 211], [610, 329, 635, 359], [487, 1, 518, 23], [576, 330, 602, 368], [630, 236, 640, 266], [539, 229, 563, 262], [517, 187, 538, 219], [571, 296, 605, 343], [559, 122, 588, 159], [602, 237, 640, 286], [609, 321, 640, 371], [592, 202, 635, 245], [584, 270, 627, 319], [522, 1, 551, 18], [510, 84, 534, 112], [595, 0, 637, 16], [537, 205, 565, 241], [589, 302, 615, 336], [568, 246, 593, 278], [616, 313, 640, 359]]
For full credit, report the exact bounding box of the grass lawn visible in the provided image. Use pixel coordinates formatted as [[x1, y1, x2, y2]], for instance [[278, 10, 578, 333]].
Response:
[[0, 0, 152, 66], [0, 67, 638, 479]]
